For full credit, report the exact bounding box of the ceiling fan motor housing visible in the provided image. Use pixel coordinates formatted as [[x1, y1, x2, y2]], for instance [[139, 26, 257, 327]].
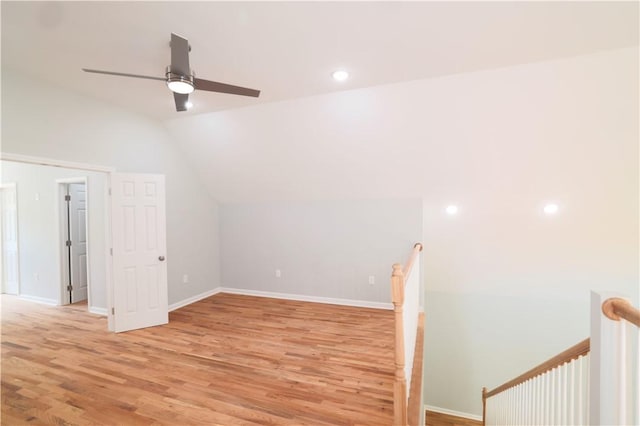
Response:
[[166, 66, 195, 94]]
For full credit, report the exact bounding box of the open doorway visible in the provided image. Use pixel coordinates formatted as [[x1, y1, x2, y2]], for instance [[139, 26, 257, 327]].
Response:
[[1, 183, 20, 295], [58, 179, 89, 306]]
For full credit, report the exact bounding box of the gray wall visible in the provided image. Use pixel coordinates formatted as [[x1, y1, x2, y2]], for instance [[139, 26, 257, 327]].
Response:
[[220, 199, 423, 304], [1, 161, 108, 309], [1, 70, 221, 306]]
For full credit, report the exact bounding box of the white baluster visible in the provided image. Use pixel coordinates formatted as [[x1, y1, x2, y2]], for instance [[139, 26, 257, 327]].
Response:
[[535, 375, 541, 425], [544, 370, 550, 425], [512, 386, 516, 425], [508, 390, 511, 426], [568, 358, 575, 425], [618, 320, 627, 424], [560, 364, 565, 425], [585, 354, 590, 424], [561, 362, 568, 425], [528, 379, 533, 425], [524, 382, 528, 425], [518, 383, 523, 425], [559, 364, 565, 425]]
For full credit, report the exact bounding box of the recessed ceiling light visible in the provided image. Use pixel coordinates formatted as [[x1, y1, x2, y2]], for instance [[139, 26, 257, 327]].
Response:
[[332, 70, 349, 81], [543, 203, 559, 215], [445, 205, 458, 215], [185, 101, 193, 109]]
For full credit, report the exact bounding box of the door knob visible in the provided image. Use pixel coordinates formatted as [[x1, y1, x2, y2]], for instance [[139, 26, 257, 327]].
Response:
[[159, 256, 165, 261]]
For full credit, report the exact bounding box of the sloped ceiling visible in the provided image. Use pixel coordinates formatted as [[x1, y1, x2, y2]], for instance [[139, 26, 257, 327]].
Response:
[[2, 1, 637, 120]]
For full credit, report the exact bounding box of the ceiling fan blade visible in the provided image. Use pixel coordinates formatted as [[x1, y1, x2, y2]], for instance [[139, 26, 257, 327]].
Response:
[[174, 93, 189, 112], [194, 78, 260, 98], [170, 33, 190, 76], [82, 68, 165, 81]]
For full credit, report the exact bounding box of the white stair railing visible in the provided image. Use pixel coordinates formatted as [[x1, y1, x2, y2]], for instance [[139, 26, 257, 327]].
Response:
[[483, 339, 590, 425], [483, 292, 639, 426]]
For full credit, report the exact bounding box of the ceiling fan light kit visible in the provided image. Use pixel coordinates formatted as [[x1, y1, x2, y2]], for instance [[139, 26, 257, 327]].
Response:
[[82, 32, 260, 112], [166, 68, 195, 94]]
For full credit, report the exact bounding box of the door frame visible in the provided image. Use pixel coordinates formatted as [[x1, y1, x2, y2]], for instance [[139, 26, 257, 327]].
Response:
[[0, 182, 20, 295], [56, 178, 90, 307], [2, 152, 115, 330]]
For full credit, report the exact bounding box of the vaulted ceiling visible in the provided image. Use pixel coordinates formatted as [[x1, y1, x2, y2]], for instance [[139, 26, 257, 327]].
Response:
[[2, 1, 637, 121]]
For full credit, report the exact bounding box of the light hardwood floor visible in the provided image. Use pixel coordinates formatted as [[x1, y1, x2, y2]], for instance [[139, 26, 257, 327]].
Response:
[[425, 411, 482, 426], [2, 293, 395, 425]]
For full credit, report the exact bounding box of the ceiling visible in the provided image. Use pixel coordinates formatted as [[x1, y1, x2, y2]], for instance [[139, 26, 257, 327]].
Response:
[[2, 1, 637, 121]]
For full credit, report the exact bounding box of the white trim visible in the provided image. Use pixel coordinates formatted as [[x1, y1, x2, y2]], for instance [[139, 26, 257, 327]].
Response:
[[219, 287, 393, 310], [106, 173, 114, 332], [89, 306, 108, 316], [168, 287, 223, 312], [0, 183, 20, 296], [1, 152, 115, 173], [18, 294, 58, 306], [424, 405, 483, 422], [167, 286, 394, 314]]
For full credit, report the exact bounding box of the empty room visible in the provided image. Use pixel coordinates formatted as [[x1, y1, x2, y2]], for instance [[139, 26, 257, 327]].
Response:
[[1, 2, 638, 425]]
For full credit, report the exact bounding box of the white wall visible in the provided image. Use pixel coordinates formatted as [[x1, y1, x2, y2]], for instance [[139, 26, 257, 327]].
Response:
[[166, 47, 639, 416], [1, 70, 222, 306], [0, 161, 108, 308], [220, 199, 423, 304]]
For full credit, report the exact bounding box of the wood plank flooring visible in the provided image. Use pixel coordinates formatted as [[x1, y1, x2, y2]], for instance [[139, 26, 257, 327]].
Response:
[[1, 293, 395, 425], [425, 411, 482, 426]]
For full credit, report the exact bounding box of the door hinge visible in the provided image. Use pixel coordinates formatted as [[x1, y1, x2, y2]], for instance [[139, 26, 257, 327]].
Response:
[[111, 307, 115, 315], [67, 285, 73, 291], [108, 188, 112, 196], [66, 240, 72, 247], [64, 194, 71, 201], [110, 248, 113, 256]]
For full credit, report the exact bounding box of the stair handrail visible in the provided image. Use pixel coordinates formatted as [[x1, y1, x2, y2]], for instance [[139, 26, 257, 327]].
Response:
[[482, 338, 590, 425], [602, 297, 640, 327], [403, 243, 423, 279], [483, 338, 590, 400]]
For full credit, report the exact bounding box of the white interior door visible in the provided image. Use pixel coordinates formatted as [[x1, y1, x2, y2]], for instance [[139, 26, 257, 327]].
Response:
[[1, 185, 19, 295], [111, 173, 168, 332], [69, 183, 88, 303]]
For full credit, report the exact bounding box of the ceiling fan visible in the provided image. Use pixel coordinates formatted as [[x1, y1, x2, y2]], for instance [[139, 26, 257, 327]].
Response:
[[82, 33, 260, 112]]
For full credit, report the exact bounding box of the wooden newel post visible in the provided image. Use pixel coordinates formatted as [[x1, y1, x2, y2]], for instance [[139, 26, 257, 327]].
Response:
[[482, 387, 487, 426], [392, 263, 407, 426]]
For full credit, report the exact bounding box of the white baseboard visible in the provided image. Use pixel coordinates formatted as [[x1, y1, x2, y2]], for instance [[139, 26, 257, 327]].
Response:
[[18, 294, 58, 306], [169, 287, 223, 312], [89, 306, 108, 316], [219, 287, 393, 310], [424, 405, 482, 421]]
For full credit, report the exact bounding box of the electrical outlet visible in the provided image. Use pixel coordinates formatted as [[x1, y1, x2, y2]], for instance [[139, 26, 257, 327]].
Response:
[[368, 275, 375, 285], [275, 269, 281, 278], [34, 272, 39, 281], [183, 274, 189, 284]]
